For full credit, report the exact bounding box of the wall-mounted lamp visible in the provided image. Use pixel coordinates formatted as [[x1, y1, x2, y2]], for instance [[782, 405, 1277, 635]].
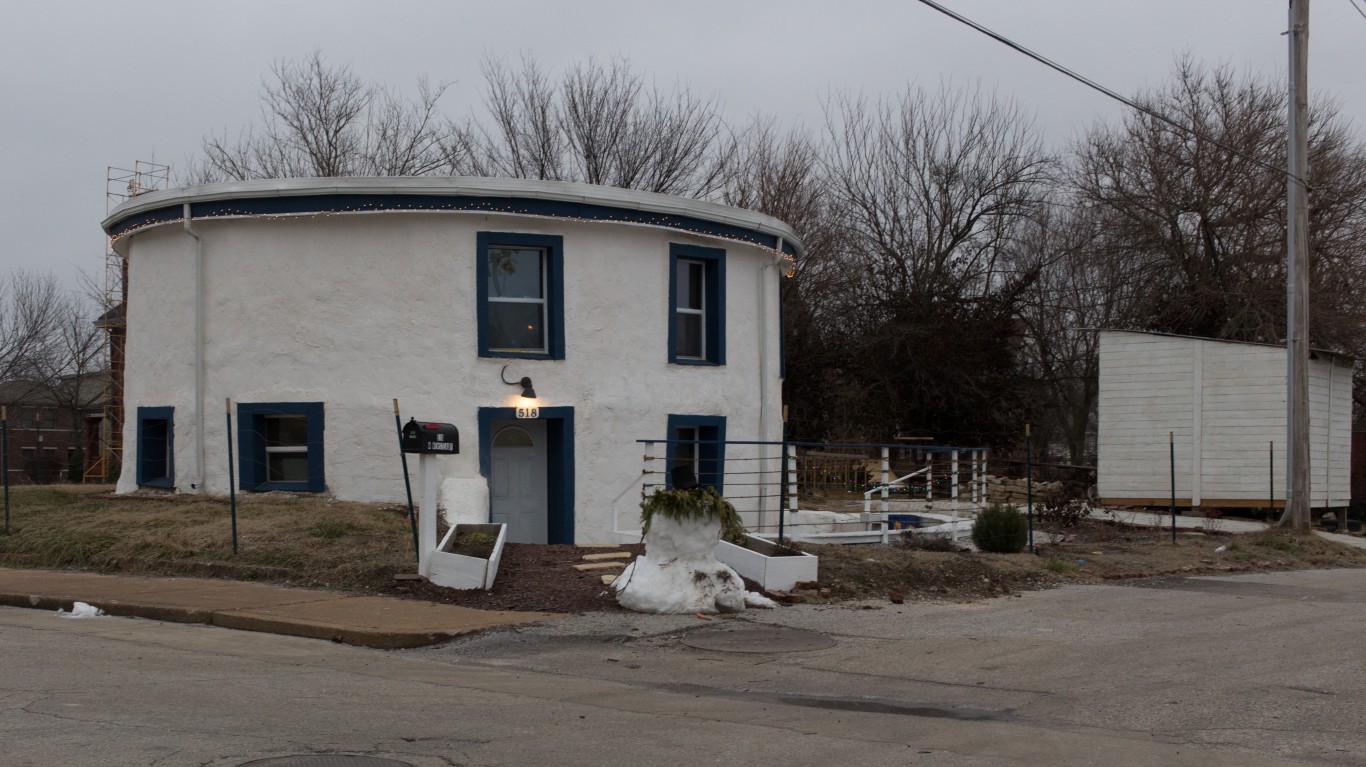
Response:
[[500, 365, 537, 400]]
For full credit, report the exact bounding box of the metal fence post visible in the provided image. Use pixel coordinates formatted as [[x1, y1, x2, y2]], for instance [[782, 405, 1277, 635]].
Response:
[[2, 406, 8, 534], [392, 399, 419, 565], [225, 398, 237, 554], [778, 442, 787, 541], [980, 449, 988, 506], [970, 448, 979, 506], [1169, 431, 1177, 544], [1026, 425, 1034, 554], [787, 446, 798, 514], [951, 449, 960, 526], [926, 451, 933, 503], [880, 446, 889, 515]]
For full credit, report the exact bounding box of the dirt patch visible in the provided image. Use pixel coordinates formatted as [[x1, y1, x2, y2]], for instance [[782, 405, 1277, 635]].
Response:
[[445, 531, 497, 560], [796, 519, 1366, 603], [396, 543, 640, 612]]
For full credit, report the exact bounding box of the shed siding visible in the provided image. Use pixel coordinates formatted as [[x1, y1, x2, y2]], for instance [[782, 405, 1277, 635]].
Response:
[[1098, 331, 1351, 509]]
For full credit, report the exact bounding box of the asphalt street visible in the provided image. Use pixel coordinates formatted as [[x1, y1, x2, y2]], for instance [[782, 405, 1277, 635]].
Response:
[[3, 568, 1364, 766]]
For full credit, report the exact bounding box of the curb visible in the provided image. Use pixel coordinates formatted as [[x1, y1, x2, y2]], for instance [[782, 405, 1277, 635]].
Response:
[[0, 592, 229, 626], [0, 590, 494, 649]]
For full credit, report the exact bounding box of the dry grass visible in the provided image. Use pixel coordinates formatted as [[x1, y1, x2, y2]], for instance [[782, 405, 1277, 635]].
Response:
[[0, 485, 418, 591], [803, 519, 1366, 603], [5, 487, 1366, 607]]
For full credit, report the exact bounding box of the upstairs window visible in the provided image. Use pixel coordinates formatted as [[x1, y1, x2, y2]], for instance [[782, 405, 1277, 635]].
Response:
[[668, 244, 725, 365], [478, 233, 565, 360]]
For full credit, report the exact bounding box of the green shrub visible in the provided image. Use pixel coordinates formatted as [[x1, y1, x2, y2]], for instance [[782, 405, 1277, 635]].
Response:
[[972, 504, 1029, 553]]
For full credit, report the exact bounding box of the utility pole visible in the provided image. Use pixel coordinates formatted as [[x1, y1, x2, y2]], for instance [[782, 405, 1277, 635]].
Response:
[[1281, 0, 1311, 530]]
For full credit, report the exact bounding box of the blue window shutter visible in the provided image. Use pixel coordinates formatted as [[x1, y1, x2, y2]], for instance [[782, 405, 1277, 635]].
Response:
[[303, 402, 326, 492]]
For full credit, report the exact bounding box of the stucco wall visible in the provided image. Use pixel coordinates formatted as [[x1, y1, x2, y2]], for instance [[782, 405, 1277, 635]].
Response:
[[116, 211, 784, 543]]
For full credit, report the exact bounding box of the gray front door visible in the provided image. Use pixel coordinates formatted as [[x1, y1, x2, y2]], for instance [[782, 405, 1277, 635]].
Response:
[[489, 420, 548, 544]]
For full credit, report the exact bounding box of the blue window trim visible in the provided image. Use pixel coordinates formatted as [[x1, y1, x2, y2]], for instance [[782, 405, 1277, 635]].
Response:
[[136, 406, 174, 488], [236, 402, 326, 492], [477, 407, 575, 545], [477, 232, 565, 360], [668, 243, 726, 365], [665, 414, 726, 493]]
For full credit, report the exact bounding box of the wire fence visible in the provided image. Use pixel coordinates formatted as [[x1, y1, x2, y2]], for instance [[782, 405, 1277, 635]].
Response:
[[633, 439, 992, 538]]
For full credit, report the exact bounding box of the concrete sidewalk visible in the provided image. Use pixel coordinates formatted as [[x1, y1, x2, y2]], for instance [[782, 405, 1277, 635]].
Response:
[[0, 568, 551, 648], [1090, 507, 1271, 532], [1090, 507, 1366, 549]]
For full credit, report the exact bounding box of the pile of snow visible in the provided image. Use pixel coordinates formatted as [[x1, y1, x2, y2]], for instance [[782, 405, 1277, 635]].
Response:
[[615, 513, 771, 614], [744, 591, 778, 609], [57, 601, 106, 619]]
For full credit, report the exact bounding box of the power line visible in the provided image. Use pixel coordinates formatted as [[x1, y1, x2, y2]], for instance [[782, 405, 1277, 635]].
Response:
[[914, 0, 1309, 189], [1349, 0, 1366, 23]]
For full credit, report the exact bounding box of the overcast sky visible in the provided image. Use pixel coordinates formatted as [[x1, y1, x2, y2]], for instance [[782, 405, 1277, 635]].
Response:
[[5, 0, 1364, 297]]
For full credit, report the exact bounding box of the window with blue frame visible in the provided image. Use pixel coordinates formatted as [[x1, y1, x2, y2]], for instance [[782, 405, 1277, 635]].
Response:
[[477, 232, 565, 359], [237, 402, 325, 492], [136, 406, 174, 488], [666, 414, 726, 492], [668, 244, 725, 365]]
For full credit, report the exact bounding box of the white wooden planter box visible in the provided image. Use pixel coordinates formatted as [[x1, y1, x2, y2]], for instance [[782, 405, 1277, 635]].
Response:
[[714, 534, 818, 591], [429, 523, 507, 590]]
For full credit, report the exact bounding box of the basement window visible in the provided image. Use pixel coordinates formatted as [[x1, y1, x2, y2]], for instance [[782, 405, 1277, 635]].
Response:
[[237, 402, 325, 492], [136, 406, 174, 488], [665, 414, 726, 492]]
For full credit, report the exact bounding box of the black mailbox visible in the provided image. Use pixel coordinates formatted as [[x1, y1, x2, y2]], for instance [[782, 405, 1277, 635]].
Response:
[[401, 418, 459, 454]]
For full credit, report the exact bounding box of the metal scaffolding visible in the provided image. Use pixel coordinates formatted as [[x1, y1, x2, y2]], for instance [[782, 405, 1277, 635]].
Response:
[[87, 162, 170, 483]]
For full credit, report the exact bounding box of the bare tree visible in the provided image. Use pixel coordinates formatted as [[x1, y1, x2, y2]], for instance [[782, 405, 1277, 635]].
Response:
[[717, 117, 856, 438], [1070, 57, 1366, 431], [460, 55, 730, 197], [0, 271, 69, 389], [1014, 199, 1147, 463], [825, 84, 1051, 305], [456, 54, 566, 180], [816, 84, 1053, 443], [188, 51, 463, 183], [1070, 57, 1366, 349]]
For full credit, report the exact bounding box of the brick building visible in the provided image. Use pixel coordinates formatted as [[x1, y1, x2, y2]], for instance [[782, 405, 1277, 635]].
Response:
[[0, 376, 107, 485]]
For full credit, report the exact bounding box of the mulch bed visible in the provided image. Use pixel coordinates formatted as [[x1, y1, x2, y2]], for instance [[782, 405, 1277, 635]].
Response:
[[385, 543, 642, 613]]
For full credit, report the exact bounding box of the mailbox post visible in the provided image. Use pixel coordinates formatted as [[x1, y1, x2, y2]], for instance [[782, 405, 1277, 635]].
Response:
[[401, 418, 460, 578]]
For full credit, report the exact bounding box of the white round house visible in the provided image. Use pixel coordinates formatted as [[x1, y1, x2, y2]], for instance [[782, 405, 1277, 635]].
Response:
[[102, 177, 802, 544]]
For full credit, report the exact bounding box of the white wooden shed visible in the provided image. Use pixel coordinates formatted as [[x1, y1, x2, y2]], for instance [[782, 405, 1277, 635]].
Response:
[[1097, 330, 1353, 510]]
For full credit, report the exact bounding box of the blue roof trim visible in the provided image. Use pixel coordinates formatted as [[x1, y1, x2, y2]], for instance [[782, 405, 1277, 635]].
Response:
[[105, 193, 801, 256]]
